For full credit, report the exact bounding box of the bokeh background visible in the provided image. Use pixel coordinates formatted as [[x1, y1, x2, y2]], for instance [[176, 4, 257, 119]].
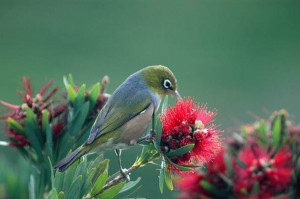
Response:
[[1, 1, 300, 198]]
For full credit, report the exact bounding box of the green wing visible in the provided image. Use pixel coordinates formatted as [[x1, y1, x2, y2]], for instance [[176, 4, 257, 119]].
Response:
[[86, 89, 153, 145]]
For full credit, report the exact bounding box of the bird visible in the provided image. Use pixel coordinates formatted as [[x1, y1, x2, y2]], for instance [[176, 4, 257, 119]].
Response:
[[54, 65, 180, 177]]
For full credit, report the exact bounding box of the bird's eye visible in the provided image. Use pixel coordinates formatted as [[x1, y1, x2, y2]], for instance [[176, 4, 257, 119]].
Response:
[[163, 79, 172, 89]]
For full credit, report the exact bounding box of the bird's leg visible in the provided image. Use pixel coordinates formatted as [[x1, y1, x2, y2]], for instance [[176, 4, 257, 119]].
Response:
[[115, 149, 130, 182]]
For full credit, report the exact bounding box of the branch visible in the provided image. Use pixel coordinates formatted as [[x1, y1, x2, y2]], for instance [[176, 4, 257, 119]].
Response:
[[89, 145, 160, 198]]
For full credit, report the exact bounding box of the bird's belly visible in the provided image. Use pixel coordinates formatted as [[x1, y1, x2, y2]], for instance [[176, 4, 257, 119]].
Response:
[[119, 103, 154, 145]]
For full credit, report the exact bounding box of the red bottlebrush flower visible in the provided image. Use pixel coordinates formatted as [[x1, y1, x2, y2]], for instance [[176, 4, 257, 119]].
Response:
[[160, 98, 222, 172], [207, 147, 227, 174], [0, 77, 65, 147], [234, 145, 293, 197], [176, 172, 208, 199], [7, 129, 30, 147], [175, 148, 230, 199]]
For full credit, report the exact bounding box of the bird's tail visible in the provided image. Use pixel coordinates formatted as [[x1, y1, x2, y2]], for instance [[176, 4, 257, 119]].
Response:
[[54, 146, 88, 172]]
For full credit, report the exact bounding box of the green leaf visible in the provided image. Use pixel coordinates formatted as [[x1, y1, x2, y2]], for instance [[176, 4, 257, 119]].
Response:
[[158, 160, 165, 193], [24, 108, 43, 160], [120, 177, 141, 193], [164, 165, 173, 191], [48, 188, 58, 199], [58, 191, 64, 199], [88, 82, 101, 111], [272, 115, 282, 150], [164, 156, 193, 171], [250, 181, 259, 196], [155, 119, 162, 149], [257, 121, 267, 145], [200, 180, 225, 198], [92, 159, 109, 183], [224, 153, 233, 177], [65, 74, 75, 86], [296, 157, 300, 176], [43, 110, 53, 160], [7, 117, 25, 134], [86, 167, 96, 189], [62, 158, 78, 193], [29, 175, 36, 199], [164, 144, 194, 157], [155, 96, 168, 148], [97, 182, 126, 199], [54, 172, 64, 192], [66, 175, 83, 199], [74, 156, 87, 180], [91, 171, 108, 196], [66, 85, 77, 104], [75, 84, 86, 108], [69, 102, 90, 136]]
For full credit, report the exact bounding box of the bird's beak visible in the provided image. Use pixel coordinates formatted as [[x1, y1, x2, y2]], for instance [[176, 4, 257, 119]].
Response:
[[174, 90, 182, 101]]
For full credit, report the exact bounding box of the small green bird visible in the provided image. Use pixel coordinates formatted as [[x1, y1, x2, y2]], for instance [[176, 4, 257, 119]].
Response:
[[54, 65, 180, 173]]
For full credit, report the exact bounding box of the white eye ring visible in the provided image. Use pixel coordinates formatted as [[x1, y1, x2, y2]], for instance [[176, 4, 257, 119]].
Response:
[[163, 79, 172, 89]]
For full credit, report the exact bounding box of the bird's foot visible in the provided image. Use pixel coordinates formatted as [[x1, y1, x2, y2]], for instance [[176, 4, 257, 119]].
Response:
[[120, 168, 130, 182]]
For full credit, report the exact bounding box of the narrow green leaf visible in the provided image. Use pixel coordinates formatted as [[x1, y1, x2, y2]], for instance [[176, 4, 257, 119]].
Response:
[[63, 157, 78, 193], [63, 76, 69, 89], [66, 85, 77, 104], [250, 181, 259, 196], [63, 74, 75, 88], [272, 116, 282, 150], [120, 177, 141, 193], [54, 172, 65, 192], [92, 159, 109, 183], [75, 84, 86, 108], [48, 157, 55, 189], [158, 160, 165, 193], [86, 167, 96, 189], [24, 108, 43, 160], [67, 74, 75, 86], [58, 191, 64, 199], [88, 82, 101, 111], [155, 96, 168, 148], [164, 156, 193, 171], [7, 117, 25, 134], [91, 171, 108, 196], [43, 110, 53, 160], [164, 144, 194, 157], [48, 188, 58, 199], [74, 158, 87, 181], [66, 175, 83, 199], [69, 102, 90, 136], [155, 119, 162, 148], [224, 154, 233, 177], [164, 165, 173, 191], [97, 182, 126, 199], [41, 110, 49, 130], [200, 180, 225, 198], [296, 157, 300, 176], [29, 175, 36, 199], [257, 121, 267, 144]]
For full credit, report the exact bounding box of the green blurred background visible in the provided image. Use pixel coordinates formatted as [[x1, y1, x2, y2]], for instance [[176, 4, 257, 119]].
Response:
[[1, 0, 300, 198]]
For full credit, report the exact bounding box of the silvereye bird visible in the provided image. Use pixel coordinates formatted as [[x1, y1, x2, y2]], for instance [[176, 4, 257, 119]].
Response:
[[54, 65, 180, 174]]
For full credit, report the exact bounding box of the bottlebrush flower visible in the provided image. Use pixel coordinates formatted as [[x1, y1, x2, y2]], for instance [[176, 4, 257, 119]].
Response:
[[0, 77, 66, 147], [176, 173, 207, 199], [175, 148, 229, 198], [234, 145, 293, 197], [160, 98, 222, 172]]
